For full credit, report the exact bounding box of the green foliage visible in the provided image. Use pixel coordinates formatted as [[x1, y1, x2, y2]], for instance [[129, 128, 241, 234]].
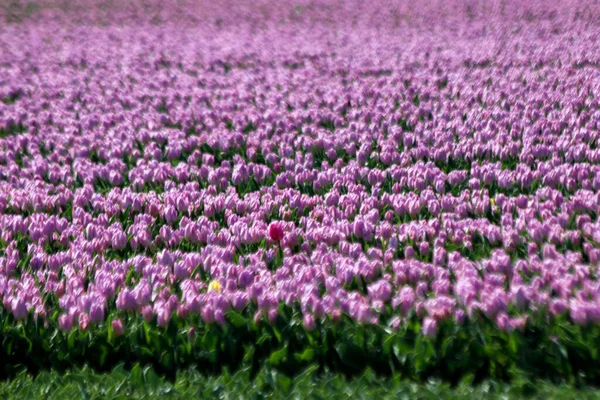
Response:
[[0, 122, 27, 138], [3, 308, 600, 386], [1, 365, 600, 400]]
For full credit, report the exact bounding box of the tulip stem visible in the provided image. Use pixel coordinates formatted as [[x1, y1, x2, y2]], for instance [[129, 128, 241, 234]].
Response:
[[276, 243, 283, 268]]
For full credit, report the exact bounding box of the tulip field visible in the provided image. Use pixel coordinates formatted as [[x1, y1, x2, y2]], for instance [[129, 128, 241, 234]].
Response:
[[2, 0, 600, 396]]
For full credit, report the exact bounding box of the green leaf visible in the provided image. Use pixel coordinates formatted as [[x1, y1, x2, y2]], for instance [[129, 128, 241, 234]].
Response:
[[269, 348, 288, 366], [226, 311, 247, 329], [144, 322, 152, 345], [272, 326, 282, 343], [294, 348, 315, 362], [144, 365, 159, 388], [68, 330, 77, 350], [335, 342, 366, 370], [138, 346, 154, 357], [242, 345, 255, 364], [202, 331, 219, 352], [383, 334, 397, 356], [131, 364, 142, 384], [99, 345, 108, 367], [256, 332, 271, 346], [276, 374, 292, 393], [508, 333, 518, 354]]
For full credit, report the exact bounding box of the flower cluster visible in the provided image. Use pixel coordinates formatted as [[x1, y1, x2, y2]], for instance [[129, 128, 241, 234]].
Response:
[[1, 0, 600, 346]]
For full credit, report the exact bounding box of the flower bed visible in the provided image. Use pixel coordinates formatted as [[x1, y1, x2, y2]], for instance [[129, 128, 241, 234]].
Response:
[[1, 0, 600, 384]]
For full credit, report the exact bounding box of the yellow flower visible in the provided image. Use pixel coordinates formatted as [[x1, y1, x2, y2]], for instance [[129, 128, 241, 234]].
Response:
[[208, 280, 221, 293], [490, 198, 495, 207]]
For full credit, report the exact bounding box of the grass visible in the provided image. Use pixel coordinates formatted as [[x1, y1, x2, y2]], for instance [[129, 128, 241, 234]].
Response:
[[1, 365, 600, 400]]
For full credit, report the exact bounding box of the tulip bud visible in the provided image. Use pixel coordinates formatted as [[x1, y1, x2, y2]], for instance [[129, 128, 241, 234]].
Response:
[[422, 317, 437, 338], [303, 314, 316, 331], [112, 318, 125, 337]]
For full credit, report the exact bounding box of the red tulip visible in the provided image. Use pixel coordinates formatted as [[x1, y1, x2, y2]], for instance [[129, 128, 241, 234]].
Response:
[[269, 223, 284, 242]]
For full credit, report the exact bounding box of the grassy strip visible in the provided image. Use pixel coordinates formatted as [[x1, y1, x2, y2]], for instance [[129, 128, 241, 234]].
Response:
[[1, 365, 600, 400]]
